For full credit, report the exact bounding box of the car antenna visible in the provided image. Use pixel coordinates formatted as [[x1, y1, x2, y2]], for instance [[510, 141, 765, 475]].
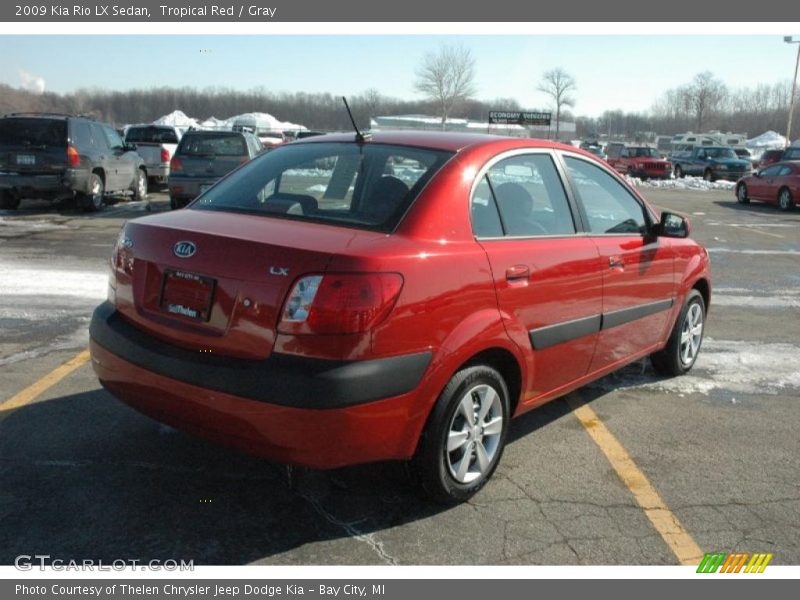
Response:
[[342, 96, 371, 143]]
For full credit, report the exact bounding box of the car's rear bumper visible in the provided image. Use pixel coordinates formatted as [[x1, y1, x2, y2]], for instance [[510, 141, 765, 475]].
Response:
[[168, 176, 220, 199], [89, 302, 432, 468], [0, 169, 86, 196], [713, 170, 751, 181]]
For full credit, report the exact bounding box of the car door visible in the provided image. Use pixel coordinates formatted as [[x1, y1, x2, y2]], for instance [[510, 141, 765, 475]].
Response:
[[471, 151, 603, 402], [89, 123, 118, 190], [561, 154, 676, 375], [751, 164, 782, 201], [768, 165, 793, 205], [102, 125, 136, 191]]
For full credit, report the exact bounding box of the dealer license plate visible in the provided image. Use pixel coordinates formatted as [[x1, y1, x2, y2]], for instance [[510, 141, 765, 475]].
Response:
[[159, 269, 215, 321]]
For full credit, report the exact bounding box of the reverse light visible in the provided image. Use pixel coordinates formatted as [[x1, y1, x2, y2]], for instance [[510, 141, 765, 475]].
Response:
[[67, 146, 80, 167], [279, 273, 404, 335]]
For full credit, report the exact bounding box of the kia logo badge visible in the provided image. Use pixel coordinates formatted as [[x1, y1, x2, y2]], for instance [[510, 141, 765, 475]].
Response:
[[173, 241, 196, 258]]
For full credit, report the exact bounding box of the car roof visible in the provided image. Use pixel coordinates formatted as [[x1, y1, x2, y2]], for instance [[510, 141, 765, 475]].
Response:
[[293, 131, 577, 153]]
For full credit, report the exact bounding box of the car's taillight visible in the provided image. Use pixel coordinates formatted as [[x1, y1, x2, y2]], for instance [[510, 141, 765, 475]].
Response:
[[170, 157, 182, 172], [278, 273, 403, 335], [67, 146, 80, 167], [160, 148, 171, 163]]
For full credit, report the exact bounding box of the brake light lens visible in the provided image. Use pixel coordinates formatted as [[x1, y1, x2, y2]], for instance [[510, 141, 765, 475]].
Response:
[[160, 148, 171, 163], [170, 157, 183, 172], [67, 146, 80, 167], [279, 273, 403, 335]]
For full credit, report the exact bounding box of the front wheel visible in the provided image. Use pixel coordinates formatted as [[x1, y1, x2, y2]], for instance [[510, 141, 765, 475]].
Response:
[[412, 365, 510, 504], [674, 165, 684, 179], [703, 169, 714, 182], [737, 183, 750, 204], [778, 188, 795, 211], [651, 289, 706, 376]]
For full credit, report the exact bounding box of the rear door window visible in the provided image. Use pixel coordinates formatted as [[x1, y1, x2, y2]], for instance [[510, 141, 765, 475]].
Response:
[[179, 134, 247, 157], [0, 118, 66, 147]]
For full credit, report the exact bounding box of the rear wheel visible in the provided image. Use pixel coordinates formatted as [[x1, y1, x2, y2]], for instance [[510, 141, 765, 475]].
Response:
[[736, 183, 750, 204], [81, 173, 105, 212], [413, 365, 510, 504], [778, 187, 795, 211], [170, 195, 180, 210], [132, 169, 148, 202], [651, 289, 706, 376], [0, 190, 20, 210]]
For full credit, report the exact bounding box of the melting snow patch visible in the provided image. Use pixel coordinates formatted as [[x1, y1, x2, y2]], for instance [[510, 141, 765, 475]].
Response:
[[0, 263, 107, 300], [589, 338, 800, 396], [626, 175, 736, 191]]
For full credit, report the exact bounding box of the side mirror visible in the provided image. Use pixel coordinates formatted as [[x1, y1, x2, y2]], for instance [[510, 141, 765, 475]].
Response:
[[656, 211, 690, 239]]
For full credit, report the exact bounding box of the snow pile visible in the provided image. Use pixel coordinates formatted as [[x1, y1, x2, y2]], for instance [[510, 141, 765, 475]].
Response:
[[0, 264, 107, 300], [746, 130, 787, 150], [626, 175, 736, 191], [153, 110, 198, 128], [226, 111, 305, 131], [589, 338, 800, 396], [198, 116, 228, 129]]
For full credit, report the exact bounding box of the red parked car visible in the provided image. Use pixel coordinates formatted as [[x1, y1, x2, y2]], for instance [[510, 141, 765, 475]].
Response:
[[757, 149, 785, 169], [736, 161, 799, 211], [90, 132, 711, 502], [606, 144, 672, 179]]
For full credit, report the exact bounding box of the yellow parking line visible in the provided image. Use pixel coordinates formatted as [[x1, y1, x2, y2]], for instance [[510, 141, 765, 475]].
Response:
[[1, 349, 90, 413], [567, 394, 704, 566]]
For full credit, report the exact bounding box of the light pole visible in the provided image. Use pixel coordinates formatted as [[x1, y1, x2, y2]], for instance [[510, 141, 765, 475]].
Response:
[[785, 36, 800, 146]]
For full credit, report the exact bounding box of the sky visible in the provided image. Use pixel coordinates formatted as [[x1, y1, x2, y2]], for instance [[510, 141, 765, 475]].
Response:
[[0, 35, 798, 118]]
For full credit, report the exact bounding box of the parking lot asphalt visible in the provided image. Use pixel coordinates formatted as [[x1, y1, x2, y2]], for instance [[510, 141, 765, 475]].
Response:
[[0, 187, 798, 566]]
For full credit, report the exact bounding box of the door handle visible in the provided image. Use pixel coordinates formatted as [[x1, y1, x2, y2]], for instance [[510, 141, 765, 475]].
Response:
[[505, 265, 530, 281], [608, 255, 625, 269]]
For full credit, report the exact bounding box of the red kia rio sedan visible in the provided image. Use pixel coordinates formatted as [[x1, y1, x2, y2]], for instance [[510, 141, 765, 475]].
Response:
[[90, 132, 711, 502]]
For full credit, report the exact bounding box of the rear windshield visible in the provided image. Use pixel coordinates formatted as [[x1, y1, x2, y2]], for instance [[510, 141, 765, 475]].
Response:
[[0, 118, 67, 147], [125, 126, 179, 144], [192, 142, 454, 232], [784, 148, 800, 160], [178, 133, 247, 157]]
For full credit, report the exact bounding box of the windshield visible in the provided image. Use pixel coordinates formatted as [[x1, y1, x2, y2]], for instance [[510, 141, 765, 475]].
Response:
[[631, 147, 659, 158], [705, 147, 737, 159], [178, 133, 247, 157], [192, 142, 454, 232], [0, 118, 67, 147], [125, 126, 179, 144], [784, 148, 800, 160]]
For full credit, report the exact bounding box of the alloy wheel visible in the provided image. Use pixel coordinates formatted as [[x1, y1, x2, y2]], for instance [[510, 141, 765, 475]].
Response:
[[446, 384, 504, 484], [679, 302, 703, 367]]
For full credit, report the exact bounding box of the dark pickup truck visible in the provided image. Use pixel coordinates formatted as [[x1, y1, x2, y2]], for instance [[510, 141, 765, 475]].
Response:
[[671, 145, 752, 182]]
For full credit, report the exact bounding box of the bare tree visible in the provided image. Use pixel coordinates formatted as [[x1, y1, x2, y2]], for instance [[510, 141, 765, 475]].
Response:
[[537, 68, 576, 139], [414, 44, 477, 128], [684, 71, 728, 131]]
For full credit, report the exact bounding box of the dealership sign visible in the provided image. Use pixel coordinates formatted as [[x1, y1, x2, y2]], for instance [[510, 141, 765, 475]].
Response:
[[488, 111, 552, 126]]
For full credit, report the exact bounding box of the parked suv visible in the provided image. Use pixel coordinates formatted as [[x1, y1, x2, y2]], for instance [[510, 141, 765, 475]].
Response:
[[168, 130, 262, 209], [90, 132, 711, 502], [0, 113, 147, 211], [606, 144, 672, 179]]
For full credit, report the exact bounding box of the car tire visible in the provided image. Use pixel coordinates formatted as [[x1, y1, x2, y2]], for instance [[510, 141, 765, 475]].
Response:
[[651, 289, 706, 376], [132, 169, 148, 202], [412, 365, 510, 504], [736, 183, 750, 204], [703, 169, 714, 182], [81, 173, 105, 212], [778, 187, 795, 211], [0, 190, 21, 210], [674, 165, 684, 178], [169, 196, 180, 210]]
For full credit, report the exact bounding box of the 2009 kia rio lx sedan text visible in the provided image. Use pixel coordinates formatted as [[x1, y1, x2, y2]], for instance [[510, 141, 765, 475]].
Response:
[[90, 132, 711, 502]]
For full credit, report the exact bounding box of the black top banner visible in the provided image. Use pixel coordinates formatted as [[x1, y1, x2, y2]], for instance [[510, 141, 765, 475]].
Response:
[[489, 111, 552, 126], [1, 0, 798, 21]]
